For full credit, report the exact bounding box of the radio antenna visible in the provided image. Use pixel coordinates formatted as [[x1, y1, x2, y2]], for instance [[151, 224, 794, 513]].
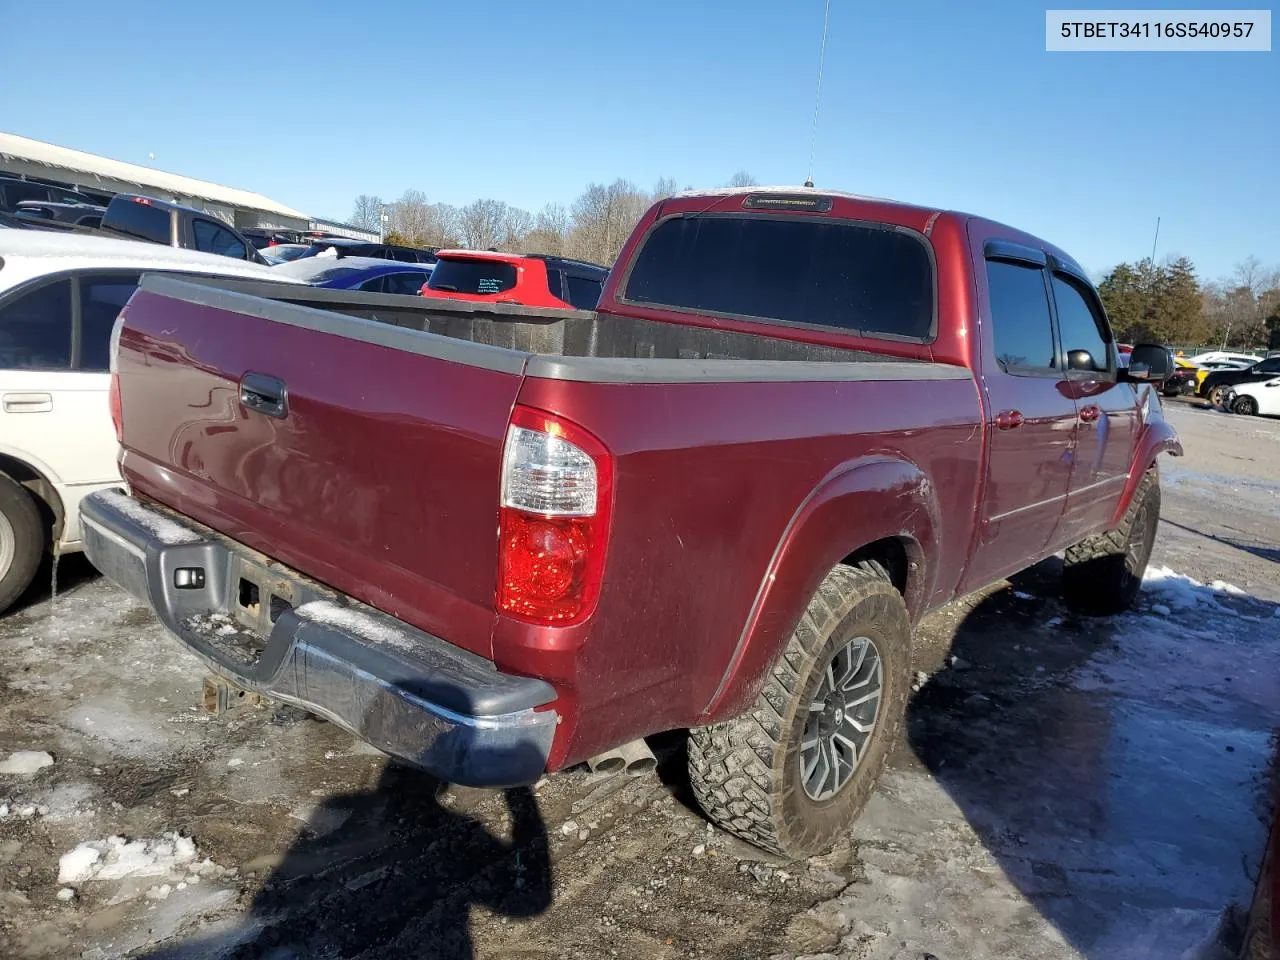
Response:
[[805, 0, 832, 189]]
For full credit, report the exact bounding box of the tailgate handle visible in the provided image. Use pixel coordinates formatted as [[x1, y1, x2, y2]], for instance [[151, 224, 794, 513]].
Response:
[[239, 373, 288, 419]]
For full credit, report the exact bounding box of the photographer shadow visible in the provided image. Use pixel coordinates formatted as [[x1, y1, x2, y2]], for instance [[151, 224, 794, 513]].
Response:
[[145, 735, 552, 959]]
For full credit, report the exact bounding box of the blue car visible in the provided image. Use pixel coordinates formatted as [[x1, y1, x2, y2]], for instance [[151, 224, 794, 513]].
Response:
[[271, 255, 433, 295]]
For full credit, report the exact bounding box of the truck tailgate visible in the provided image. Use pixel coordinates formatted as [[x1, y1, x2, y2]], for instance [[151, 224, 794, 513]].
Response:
[[115, 276, 525, 659]]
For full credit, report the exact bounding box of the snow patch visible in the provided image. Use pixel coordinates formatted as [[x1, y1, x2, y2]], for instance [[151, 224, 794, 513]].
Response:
[[96, 489, 201, 545], [0, 750, 54, 775], [57, 833, 203, 884], [294, 600, 420, 653], [1141, 566, 1254, 614]]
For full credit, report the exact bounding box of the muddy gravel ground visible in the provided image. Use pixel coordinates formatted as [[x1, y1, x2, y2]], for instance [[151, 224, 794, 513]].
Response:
[[1, 400, 1278, 960]]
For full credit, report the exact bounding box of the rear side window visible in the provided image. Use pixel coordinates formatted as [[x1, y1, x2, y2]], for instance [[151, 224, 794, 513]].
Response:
[[104, 200, 171, 245], [623, 215, 934, 339], [78, 273, 141, 371], [0, 279, 72, 369], [383, 271, 431, 295], [544, 268, 564, 301], [986, 260, 1057, 374], [566, 275, 603, 310], [1050, 274, 1111, 375], [428, 258, 517, 295], [193, 220, 248, 260]]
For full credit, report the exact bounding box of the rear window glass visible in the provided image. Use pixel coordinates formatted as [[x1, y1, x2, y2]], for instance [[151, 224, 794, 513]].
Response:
[[623, 215, 934, 339], [428, 258, 517, 295], [103, 200, 171, 245]]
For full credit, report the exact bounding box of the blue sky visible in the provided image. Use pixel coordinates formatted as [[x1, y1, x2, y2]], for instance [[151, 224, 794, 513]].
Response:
[[0, 0, 1274, 279]]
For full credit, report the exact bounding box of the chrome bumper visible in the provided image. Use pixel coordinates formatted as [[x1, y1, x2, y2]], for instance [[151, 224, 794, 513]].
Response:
[[80, 489, 557, 787]]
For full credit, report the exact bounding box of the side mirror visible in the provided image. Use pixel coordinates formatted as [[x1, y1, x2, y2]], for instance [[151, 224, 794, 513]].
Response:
[[1066, 349, 1097, 371], [1124, 343, 1172, 383]]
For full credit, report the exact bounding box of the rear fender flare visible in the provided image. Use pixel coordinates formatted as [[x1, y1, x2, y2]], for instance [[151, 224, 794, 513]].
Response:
[[1109, 413, 1183, 528], [700, 456, 938, 722]]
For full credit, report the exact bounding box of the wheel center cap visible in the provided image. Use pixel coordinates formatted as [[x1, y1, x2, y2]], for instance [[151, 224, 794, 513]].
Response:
[[832, 707, 844, 726]]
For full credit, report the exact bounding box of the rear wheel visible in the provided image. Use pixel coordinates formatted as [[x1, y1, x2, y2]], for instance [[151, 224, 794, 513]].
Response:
[[1233, 395, 1259, 416], [1208, 384, 1230, 408], [688, 565, 911, 857], [0, 475, 45, 616], [1063, 468, 1160, 614]]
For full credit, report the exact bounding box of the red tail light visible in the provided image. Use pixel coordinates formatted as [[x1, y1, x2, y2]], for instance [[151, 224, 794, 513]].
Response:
[[497, 406, 612, 625], [109, 373, 122, 444]]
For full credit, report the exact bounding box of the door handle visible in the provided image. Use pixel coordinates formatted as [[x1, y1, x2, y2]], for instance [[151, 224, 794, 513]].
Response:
[[2, 392, 53, 413], [995, 409, 1024, 430], [239, 373, 288, 419], [1079, 405, 1101, 423]]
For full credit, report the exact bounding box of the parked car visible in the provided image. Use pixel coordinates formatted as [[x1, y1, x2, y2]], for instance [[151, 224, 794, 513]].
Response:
[[422, 251, 608, 309], [0, 175, 100, 213], [1195, 359, 1253, 395], [272, 255, 434, 294], [13, 201, 106, 230], [259, 243, 310, 265], [298, 237, 438, 264], [1225, 376, 1280, 417], [1199, 355, 1280, 406], [1185, 350, 1263, 367], [82, 186, 1180, 858], [1162, 357, 1200, 397], [99, 195, 269, 265], [0, 231, 298, 614]]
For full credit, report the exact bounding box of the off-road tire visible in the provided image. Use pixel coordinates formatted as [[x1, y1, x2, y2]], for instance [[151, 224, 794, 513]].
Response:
[[688, 565, 911, 858], [1062, 467, 1160, 614], [1233, 395, 1259, 416], [0, 474, 44, 616]]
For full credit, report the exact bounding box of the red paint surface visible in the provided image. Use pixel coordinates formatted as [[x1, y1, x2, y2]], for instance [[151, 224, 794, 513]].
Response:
[[116, 191, 1177, 770], [419, 250, 571, 308]]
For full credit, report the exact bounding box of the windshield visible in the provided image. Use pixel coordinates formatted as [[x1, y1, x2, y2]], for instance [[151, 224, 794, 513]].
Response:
[[263, 244, 309, 263], [271, 258, 367, 284], [427, 257, 517, 295]]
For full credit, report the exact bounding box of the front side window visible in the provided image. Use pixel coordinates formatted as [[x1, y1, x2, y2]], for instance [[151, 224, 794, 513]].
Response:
[[1051, 274, 1112, 375], [985, 260, 1057, 373], [623, 214, 934, 339], [78, 273, 141, 371], [0, 279, 72, 369], [1256, 358, 1280, 374]]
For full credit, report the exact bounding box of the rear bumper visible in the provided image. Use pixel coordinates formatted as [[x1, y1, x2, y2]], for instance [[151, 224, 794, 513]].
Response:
[[79, 489, 557, 787]]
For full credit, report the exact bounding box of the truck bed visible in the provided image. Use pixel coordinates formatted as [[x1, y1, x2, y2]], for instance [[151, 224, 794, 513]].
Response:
[[114, 274, 980, 767], [171, 274, 954, 374]]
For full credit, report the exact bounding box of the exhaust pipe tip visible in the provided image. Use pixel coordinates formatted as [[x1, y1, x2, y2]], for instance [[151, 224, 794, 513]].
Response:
[[618, 738, 658, 777], [587, 755, 626, 775]]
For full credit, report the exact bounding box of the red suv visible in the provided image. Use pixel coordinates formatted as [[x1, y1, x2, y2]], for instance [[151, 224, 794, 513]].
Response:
[[421, 251, 608, 310]]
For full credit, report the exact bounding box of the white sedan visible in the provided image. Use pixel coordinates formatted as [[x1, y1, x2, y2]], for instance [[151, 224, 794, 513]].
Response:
[[0, 230, 296, 614], [1227, 376, 1280, 417]]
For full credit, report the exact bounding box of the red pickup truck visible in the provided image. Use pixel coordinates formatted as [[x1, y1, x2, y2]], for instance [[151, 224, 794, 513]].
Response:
[[81, 187, 1181, 857]]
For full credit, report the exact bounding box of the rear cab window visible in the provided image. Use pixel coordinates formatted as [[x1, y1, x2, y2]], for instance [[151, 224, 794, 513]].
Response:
[[103, 199, 172, 245], [621, 214, 933, 339], [428, 258, 517, 295]]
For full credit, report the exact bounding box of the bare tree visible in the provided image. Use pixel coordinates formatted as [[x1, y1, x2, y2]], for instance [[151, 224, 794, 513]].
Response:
[[727, 171, 759, 187], [502, 206, 534, 251], [458, 199, 510, 250], [652, 177, 679, 200], [350, 194, 383, 233], [568, 180, 651, 265], [523, 203, 571, 255]]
